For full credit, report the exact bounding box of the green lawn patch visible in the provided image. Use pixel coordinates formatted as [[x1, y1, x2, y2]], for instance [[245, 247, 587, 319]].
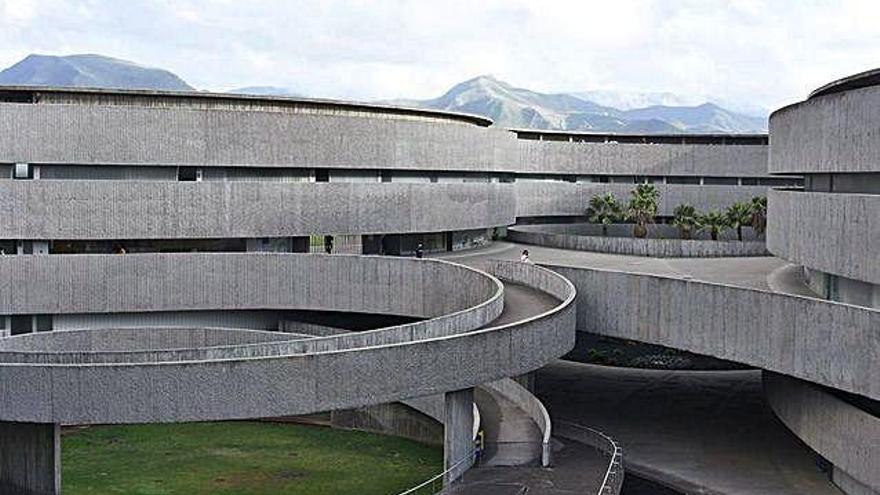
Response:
[[63, 421, 442, 495]]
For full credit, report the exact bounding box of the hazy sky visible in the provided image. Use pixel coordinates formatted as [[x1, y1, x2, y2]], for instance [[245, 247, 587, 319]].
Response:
[[1, 0, 878, 111]]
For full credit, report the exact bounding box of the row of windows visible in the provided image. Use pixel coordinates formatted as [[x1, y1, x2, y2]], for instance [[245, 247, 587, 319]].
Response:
[[804, 173, 880, 194], [515, 131, 768, 146], [4, 164, 798, 186]]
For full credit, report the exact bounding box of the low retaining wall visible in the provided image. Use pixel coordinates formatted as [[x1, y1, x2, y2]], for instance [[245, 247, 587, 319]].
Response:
[[764, 372, 880, 494], [509, 224, 767, 258]]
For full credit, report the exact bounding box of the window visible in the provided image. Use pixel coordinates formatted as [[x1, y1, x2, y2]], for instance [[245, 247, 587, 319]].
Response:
[[703, 177, 739, 186], [315, 169, 330, 182], [10, 316, 31, 336], [178, 166, 201, 181], [13, 162, 33, 180], [666, 176, 701, 185]]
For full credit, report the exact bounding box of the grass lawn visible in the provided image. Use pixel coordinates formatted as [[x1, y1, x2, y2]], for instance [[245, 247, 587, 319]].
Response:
[[62, 421, 442, 495]]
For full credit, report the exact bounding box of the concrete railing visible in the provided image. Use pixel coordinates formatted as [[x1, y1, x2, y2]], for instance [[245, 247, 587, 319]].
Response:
[[516, 139, 768, 177], [764, 372, 880, 495], [0, 326, 298, 352], [770, 77, 880, 174], [0, 181, 515, 239], [543, 262, 880, 401], [0, 256, 575, 425], [0, 101, 515, 172], [484, 378, 553, 467], [509, 224, 767, 258], [0, 254, 504, 363], [769, 188, 880, 285]]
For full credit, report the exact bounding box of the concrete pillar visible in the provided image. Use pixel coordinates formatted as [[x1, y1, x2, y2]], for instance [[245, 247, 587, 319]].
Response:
[[443, 388, 474, 486], [0, 422, 61, 495]]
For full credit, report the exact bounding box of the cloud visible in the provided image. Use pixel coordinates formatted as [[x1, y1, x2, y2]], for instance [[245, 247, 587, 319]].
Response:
[[0, 0, 877, 110]]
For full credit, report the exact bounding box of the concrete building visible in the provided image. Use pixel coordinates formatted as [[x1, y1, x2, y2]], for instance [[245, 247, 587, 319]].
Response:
[[0, 73, 875, 495]]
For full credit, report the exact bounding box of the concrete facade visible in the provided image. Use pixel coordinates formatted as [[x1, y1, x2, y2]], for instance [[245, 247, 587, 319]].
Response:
[[0, 100, 514, 172], [764, 372, 879, 494], [768, 71, 880, 315], [517, 139, 769, 176], [770, 83, 880, 175], [769, 188, 880, 287], [0, 181, 515, 239], [541, 263, 880, 401]]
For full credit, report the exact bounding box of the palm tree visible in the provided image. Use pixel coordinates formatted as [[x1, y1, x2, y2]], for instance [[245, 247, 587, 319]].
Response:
[[698, 210, 730, 241], [586, 193, 622, 236], [627, 183, 659, 238], [672, 204, 698, 239], [725, 201, 752, 241], [750, 196, 767, 236]]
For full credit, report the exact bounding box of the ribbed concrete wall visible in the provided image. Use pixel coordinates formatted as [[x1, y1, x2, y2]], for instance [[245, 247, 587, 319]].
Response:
[[0, 101, 770, 177], [770, 85, 880, 174], [514, 182, 768, 218], [542, 263, 880, 401], [0, 181, 515, 239], [0, 422, 60, 495], [768, 189, 880, 285], [517, 140, 769, 176], [0, 260, 574, 424], [0, 253, 496, 318], [0, 326, 295, 352], [508, 226, 768, 258], [764, 372, 880, 494], [0, 102, 517, 172]]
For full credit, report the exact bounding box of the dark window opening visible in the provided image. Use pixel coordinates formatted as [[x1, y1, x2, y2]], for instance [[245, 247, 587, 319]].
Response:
[[315, 169, 330, 182], [10, 316, 31, 336], [666, 176, 701, 185], [178, 166, 199, 181]]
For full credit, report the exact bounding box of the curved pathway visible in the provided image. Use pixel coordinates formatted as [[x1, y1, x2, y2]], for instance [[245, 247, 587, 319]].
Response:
[[436, 241, 784, 290], [537, 361, 841, 495], [440, 241, 853, 494]]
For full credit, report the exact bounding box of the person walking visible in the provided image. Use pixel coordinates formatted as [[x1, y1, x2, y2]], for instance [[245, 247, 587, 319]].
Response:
[[520, 249, 531, 263], [324, 235, 334, 254], [415, 243, 424, 259]]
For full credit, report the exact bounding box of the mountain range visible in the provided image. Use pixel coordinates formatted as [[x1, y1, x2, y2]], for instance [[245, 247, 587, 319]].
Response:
[[390, 76, 766, 133], [0, 54, 766, 133], [0, 54, 193, 91]]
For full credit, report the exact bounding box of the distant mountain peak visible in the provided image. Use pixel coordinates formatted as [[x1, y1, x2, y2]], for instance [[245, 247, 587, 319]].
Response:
[[0, 53, 193, 91], [400, 75, 766, 133]]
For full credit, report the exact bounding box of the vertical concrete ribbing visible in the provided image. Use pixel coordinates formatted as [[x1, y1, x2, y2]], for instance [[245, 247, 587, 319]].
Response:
[[0, 422, 61, 495], [444, 388, 474, 486]]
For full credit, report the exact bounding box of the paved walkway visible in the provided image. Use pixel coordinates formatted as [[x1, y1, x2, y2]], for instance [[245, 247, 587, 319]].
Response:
[[536, 361, 842, 495], [445, 436, 608, 495], [474, 385, 543, 467], [436, 241, 785, 290]]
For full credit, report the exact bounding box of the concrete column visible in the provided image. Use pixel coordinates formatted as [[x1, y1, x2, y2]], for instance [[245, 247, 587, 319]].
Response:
[[444, 388, 474, 486], [0, 422, 61, 495]]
